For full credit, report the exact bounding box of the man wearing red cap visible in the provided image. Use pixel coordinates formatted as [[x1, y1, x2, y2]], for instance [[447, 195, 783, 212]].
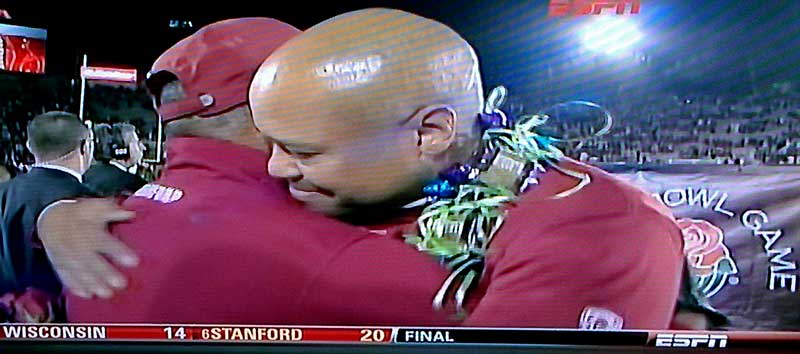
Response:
[[39, 18, 454, 325]]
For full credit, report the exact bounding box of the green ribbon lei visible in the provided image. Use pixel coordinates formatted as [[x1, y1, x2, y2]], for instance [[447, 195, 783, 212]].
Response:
[[404, 87, 585, 317]]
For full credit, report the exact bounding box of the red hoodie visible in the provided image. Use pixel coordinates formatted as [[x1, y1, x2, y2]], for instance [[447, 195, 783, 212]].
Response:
[[68, 140, 681, 329]]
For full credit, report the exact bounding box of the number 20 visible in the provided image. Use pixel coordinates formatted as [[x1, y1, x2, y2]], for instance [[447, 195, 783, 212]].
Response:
[[360, 329, 386, 342]]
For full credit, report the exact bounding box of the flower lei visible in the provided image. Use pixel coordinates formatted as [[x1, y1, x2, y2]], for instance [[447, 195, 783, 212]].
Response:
[[403, 87, 591, 317]]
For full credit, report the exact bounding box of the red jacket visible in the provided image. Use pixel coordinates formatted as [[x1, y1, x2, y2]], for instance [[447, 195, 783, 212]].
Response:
[[67, 137, 454, 326], [460, 159, 684, 329], [69, 139, 681, 329]]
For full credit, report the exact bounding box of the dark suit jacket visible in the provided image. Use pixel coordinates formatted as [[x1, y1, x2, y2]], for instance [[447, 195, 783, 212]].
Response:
[[83, 162, 147, 197], [0, 167, 91, 295]]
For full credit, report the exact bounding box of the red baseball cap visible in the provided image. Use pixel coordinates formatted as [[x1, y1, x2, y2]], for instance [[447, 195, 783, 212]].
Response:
[[145, 18, 300, 122]]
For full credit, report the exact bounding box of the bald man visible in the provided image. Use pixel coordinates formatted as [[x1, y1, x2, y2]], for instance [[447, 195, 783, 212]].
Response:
[[249, 9, 684, 329]]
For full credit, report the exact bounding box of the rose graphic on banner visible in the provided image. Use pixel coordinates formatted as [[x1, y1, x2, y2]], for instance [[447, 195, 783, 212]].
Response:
[[677, 218, 739, 298], [611, 166, 800, 330]]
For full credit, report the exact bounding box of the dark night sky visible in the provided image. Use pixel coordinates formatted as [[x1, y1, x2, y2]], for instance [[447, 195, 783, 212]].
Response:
[[2, 0, 799, 99]]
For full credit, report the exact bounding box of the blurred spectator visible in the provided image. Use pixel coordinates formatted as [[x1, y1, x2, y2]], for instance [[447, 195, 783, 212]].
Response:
[[84, 123, 147, 197], [0, 111, 95, 323], [83, 123, 147, 197]]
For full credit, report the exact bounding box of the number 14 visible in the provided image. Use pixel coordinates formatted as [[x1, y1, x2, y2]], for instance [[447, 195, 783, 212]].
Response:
[[164, 327, 187, 339]]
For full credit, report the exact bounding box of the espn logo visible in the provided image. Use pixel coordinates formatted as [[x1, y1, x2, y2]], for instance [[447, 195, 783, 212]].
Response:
[[654, 333, 728, 348], [548, 0, 641, 16]]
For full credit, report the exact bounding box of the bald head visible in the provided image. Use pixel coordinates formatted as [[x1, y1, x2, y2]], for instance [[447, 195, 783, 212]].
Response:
[[251, 8, 483, 138], [249, 9, 486, 218]]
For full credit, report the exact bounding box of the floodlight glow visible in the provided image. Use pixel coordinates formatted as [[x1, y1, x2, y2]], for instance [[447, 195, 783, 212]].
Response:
[[580, 17, 643, 55]]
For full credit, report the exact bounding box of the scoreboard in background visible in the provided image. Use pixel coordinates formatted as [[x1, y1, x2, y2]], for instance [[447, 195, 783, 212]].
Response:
[[0, 23, 46, 74]]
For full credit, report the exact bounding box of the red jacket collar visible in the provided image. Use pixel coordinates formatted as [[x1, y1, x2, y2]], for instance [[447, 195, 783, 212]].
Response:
[[163, 137, 272, 185]]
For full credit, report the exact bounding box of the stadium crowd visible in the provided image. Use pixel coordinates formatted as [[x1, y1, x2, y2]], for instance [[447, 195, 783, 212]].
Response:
[[554, 90, 800, 165], [2, 73, 799, 177]]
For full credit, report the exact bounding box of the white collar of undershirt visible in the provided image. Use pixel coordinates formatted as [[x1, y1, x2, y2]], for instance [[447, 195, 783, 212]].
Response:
[[32, 164, 83, 183], [110, 160, 130, 172]]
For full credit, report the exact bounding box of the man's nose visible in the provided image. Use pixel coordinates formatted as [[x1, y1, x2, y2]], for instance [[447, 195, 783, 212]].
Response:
[[267, 145, 302, 180]]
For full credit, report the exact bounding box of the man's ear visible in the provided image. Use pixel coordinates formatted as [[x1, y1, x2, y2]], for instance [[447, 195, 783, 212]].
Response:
[[415, 105, 457, 157]]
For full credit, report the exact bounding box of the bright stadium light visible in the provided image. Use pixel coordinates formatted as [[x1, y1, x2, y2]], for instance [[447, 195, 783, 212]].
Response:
[[579, 17, 643, 55]]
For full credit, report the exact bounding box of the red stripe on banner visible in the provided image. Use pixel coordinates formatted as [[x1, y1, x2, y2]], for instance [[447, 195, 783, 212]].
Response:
[[314, 328, 392, 343], [106, 326, 168, 340], [183, 326, 392, 343]]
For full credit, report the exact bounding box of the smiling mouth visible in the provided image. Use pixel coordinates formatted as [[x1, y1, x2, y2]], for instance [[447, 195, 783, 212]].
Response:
[[289, 186, 321, 199], [288, 184, 335, 200]]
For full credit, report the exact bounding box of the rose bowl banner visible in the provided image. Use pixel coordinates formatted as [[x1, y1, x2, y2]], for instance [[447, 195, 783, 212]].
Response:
[[605, 164, 800, 331]]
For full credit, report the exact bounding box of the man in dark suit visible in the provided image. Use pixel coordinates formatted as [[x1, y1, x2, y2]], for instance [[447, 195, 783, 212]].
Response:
[[84, 123, 147, 197], [0, 111, 94, 322]]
